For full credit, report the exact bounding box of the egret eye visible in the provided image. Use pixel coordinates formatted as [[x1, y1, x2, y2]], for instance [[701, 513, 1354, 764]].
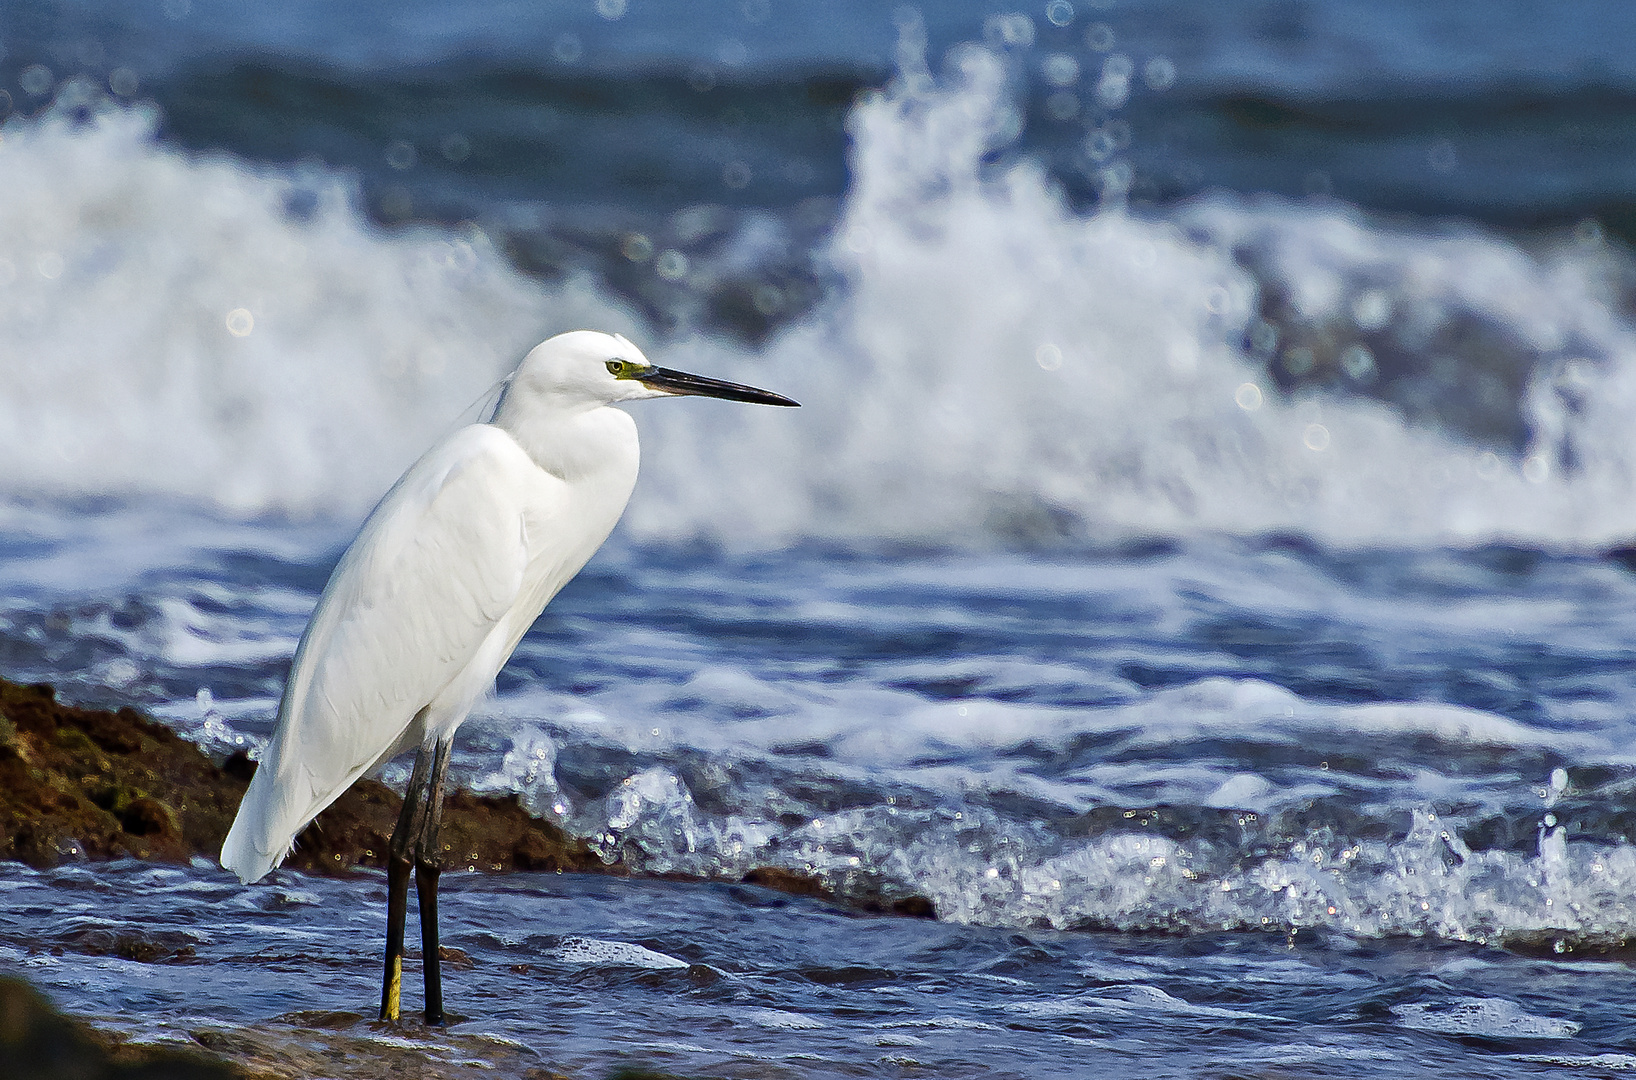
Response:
[[607, 359, 641, 378]]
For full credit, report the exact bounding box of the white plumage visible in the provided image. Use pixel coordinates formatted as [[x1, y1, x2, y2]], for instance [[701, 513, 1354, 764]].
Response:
[[218, 329, 794, 1025], [223, 331, 649, 882]]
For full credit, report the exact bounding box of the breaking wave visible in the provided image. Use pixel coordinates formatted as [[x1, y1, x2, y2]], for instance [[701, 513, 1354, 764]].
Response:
[[7, 50, 1636, 550]]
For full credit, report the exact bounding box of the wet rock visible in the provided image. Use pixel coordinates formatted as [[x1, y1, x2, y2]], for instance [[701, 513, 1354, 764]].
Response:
[[0, 676, 603, 878], [56, 928, 200, 964], [0, 974, 243, 1079], [739, 866, 937, 919], [187, 1011, 558, 1079], [0, 678, 235, 867], [740, 865, 829, 898], [0, 676, 939, 921]]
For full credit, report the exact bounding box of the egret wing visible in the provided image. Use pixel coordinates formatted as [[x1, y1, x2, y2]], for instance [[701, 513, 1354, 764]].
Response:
[[222, 425, 545, 881]]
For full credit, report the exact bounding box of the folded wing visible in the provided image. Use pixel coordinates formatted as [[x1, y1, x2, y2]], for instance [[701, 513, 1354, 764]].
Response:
[[222, 425, 544, 882]]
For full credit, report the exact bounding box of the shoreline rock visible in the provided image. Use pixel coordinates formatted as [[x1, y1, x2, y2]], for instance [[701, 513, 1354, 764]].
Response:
[[0, 676, 935, 919]]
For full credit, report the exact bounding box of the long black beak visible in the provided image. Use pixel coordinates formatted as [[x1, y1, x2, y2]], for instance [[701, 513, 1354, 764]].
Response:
[[638, 366, 800, 407]]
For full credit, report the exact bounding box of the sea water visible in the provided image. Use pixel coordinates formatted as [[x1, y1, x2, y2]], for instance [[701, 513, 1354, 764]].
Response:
[[5, 1, 1636, 1074]]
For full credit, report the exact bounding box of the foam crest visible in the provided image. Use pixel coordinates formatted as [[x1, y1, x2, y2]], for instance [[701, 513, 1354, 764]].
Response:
[[1393, 999, 1582, 1040], [552, 937, 689, 970], [629, 49, 1636, 549], [0, 106, 628, 518], [11, 60, 1636, 550]]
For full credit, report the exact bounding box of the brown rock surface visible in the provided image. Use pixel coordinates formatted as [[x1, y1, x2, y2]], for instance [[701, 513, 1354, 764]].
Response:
[[0, 674, 934, 917], [0, 676, 602, 876]]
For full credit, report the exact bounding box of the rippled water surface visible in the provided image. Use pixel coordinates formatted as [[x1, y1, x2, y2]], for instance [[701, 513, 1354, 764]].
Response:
[[7, 859, 1636, 1078], [7, 528, 1636, 1071]]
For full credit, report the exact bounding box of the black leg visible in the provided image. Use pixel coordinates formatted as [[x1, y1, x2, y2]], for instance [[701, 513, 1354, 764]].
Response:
[[381, 744, 432, 1023], [416, 739, 453, 1025]]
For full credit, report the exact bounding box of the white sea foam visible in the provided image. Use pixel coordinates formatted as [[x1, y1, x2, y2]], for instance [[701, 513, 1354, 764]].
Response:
[[631, 47, 1636, 549], [1512, 1054, 1636, 1070], [0, 106, 628, 520], [1393, 998, 1582, 1039], [552, 936, 690, 969], [6, 56, 1636, 549], [739, 1007, 826, 1030]]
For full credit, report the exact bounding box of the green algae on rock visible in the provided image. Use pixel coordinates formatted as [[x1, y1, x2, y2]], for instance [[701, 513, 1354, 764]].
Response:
[[0, 677, 602, 876]]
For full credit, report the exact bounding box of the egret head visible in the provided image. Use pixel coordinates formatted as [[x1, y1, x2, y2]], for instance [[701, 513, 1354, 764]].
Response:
[[499, 331, 798, 417]]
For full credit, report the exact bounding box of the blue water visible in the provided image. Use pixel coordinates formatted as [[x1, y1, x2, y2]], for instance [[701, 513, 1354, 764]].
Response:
[[7, 0, 1636, 1073], [7, 859, 1636, 1078]]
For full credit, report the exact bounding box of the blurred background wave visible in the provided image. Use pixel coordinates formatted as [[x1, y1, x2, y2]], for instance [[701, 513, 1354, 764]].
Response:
[[6, 0, 1636, 549]]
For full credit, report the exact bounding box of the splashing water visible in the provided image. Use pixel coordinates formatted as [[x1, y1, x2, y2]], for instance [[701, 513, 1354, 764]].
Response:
[[7, 52, 1636, 548]]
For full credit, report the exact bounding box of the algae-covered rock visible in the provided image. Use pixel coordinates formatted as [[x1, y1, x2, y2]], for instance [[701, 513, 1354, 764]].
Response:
[[0, 677, 602, 877]]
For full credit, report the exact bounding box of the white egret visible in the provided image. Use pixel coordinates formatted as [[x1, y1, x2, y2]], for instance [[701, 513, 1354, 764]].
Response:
[[220, 330, 797, 1024]]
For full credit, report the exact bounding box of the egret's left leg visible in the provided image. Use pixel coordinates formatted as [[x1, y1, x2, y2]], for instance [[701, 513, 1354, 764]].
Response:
[[415, 738, 453, 1025]]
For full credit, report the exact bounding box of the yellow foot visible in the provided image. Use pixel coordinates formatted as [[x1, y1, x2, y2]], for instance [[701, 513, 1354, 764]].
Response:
[[380, 956, 403, 1022]]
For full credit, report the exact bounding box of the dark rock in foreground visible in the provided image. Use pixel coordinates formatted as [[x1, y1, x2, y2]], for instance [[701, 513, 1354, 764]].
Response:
[[0, 974, 244, 1079]]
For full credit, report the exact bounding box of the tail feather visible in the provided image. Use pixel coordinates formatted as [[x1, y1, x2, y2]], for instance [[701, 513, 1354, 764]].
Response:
[[220, 758, 296, 884], [221, 722, 412, 884]]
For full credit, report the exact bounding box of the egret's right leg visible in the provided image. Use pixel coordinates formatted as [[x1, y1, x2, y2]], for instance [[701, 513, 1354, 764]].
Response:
[[380, 744, 433, 1022], [415, 739, 453, 1026]]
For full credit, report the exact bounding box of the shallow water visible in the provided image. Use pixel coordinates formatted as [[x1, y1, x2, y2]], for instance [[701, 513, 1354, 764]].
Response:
[[7, 859, 1636, 1078]]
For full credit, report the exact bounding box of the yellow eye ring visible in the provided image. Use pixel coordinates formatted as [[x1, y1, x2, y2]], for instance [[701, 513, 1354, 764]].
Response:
[[606, 359, 643, 379]]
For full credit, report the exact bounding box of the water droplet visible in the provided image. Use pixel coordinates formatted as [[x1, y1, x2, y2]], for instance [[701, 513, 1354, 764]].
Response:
[[439, 133, 471, 163], [655, 249, 689, 281], [225, 308, 255, 337], [1041, 53, 1080, 87], [1302, 423, 1330, 451], [1340, 344, 1376, 382], [553, 33, 584, 63], [1234, 383, 1263, 411], [1045, 92, 1079, 120], [1045, 0, 1075, 27], [1283, 347, 1314, 376], [985, 13, 1036, 48], [622, 233, 654, 263], [109, 68, 139, 97], [1143, 57, 1176, 91], [1351, 290, 1392, 330], [1574, 219, 1604, 246], [384, 140, 416, 170]]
